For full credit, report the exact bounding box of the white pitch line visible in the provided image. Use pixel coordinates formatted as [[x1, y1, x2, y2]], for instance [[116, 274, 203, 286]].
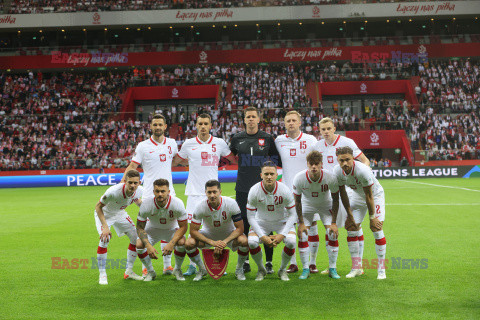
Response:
[[387, 203, 480, 206], [395, 179, 480, 193]]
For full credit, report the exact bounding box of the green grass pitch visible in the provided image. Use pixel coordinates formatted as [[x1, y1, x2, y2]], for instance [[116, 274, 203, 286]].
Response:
[[1, 178, 479, 319]]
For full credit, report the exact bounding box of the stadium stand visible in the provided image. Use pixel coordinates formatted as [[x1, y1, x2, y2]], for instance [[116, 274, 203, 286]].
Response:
[[1, 58, 479, 170], [3, 34, 478, 56], [6, 0, 470, 14]]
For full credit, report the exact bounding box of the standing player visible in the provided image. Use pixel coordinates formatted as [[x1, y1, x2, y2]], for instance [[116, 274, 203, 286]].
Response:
[[230, 106, 281, 274], [186, 180, 249, 281], [246, 161, 297, 281], [135, 179, 189, 281], [122, 114, 179, 275], [275, 110, 318, 274], [293, 151, 340, 280], [329, 147, 387, 280], [94, 170, 144, 285], [314, 117, 370, 275], [176, 113, 237, 276]]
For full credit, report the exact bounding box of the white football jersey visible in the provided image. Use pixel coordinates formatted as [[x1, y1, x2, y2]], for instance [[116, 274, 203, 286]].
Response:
[[131, 136, 178, 198], [137, 195, 188, 229], [178, 135, 232, 196], [313, 135, 363, 173], [98, 183, 143, 218], [246, 181, 295, 222], [275, 132, 318, 190], [292, 169, 338, 209], [191, 196, 242, 233], [333, 161, 383, 198]]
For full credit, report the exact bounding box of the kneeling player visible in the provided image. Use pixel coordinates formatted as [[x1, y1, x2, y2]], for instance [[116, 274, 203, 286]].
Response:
[[330, 147, 387, 280], [293, 151, 341, 280], [94, 170, 144, 285], [247, 161, 297, 281], [135, 179, 189, 281], [186, 180, 249, 281]]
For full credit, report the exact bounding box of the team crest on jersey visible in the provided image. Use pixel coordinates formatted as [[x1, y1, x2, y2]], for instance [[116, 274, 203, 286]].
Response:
[[312, 192, 319, 197], [328, 156, 334, 163], [214, 221, 221, 227], [201, 152, 208, 159], [160, 218, 167, 224], [258, 139, 265, 146], [160, 154, 166, 162], [290, 149, 296, 156], [267, 205, 274, 211]]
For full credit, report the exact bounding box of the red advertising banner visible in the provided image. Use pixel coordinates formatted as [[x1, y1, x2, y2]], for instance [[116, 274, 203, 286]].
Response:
[[346, 130, 413, 165], [318, 80, 419, 110], [319, 80, 413, 96], [0, 42, 478, 70], [120, 85, 219, 118]]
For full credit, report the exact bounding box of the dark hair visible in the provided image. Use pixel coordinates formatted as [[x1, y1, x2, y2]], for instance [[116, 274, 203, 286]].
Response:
[[197, 113, 212, 122], [306, 151, 323, 165], [153, 178, 169, 188], [125, 170, 140, 180], [151, 114, 166, 123], [244, 106, 259, 117], [261, 160, 277, 171], [205, 179, 221, 190], [336, 146, 354, 156]]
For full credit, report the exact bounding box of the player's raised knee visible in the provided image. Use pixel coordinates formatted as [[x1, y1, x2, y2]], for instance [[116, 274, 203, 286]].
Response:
[[237, 234, 248, 247], [248, 235, 259, 249], [185, 237, 197, 250], [177, 237, 186, 246], [284, 234, 296, 249], [136, 238, 145, 249]]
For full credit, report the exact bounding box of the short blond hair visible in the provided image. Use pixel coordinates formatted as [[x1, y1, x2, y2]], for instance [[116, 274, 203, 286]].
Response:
[[285, 110, 301, 120], [319, 117, 334, 126]]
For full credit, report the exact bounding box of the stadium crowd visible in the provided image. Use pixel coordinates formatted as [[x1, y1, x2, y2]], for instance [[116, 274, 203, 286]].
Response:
[[417, 59, 480, 114], [6, 0, 461, 14], [1, 59, 479, 171], [132, 61, 415, 88]]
